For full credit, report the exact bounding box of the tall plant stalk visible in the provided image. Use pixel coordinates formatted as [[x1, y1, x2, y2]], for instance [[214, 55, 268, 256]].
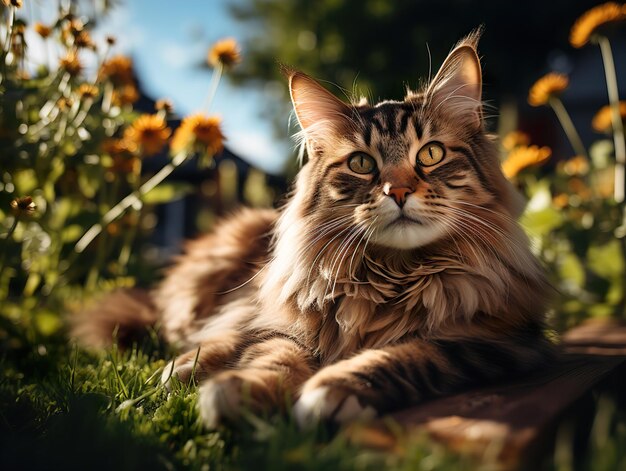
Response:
[[597, 35, 626, 203], [74, 152, 188, 254], [548, 96, 588, 160]]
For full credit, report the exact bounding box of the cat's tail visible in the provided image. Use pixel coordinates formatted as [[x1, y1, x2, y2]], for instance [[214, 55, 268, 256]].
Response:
[[70, 288, 159, 349]]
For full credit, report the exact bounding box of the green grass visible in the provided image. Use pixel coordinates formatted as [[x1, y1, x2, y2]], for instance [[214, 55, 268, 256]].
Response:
[[1, 305, 625, 471]]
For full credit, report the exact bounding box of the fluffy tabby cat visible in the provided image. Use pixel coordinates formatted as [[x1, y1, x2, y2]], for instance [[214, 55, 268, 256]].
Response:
[[74, 32, 554, 428]]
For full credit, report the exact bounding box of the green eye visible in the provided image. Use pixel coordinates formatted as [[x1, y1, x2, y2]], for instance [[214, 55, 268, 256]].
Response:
[[417, 142, 445, 167], [348, 152, 377, 174]]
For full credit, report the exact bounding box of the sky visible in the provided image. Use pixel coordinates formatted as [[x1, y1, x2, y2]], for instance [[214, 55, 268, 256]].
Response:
[[23, 0, 291, 174]]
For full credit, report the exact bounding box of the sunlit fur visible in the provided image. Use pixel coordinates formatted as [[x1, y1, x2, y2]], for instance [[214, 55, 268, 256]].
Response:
[[74, 32, 554, 428]]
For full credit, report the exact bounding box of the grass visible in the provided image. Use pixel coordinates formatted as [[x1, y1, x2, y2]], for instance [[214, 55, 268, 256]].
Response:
[[1, 304, 625, 471]]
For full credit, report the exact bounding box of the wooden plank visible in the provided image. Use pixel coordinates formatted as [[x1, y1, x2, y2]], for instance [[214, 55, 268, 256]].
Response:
[[347, 321, 626, 470]]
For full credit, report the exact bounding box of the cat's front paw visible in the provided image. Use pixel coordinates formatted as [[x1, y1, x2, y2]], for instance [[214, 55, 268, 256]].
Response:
[[161, 355, 197, 388], [293, 386, 377, 429], [198, 374, 243, 429]]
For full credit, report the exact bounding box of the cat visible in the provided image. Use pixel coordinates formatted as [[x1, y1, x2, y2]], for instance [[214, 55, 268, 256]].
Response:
[[73, 31, 554, 428]]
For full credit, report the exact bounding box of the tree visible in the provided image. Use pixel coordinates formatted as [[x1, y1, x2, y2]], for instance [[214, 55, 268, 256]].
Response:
[[230, 0, 602, 124]]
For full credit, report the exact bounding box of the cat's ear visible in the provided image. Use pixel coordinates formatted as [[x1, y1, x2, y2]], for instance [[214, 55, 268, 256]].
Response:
[[284, 67, 351, 136], [427, 35, 482, 129]]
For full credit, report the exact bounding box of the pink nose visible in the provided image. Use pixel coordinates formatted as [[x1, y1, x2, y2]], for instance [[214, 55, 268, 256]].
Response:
[[384, 186, 414, 208]]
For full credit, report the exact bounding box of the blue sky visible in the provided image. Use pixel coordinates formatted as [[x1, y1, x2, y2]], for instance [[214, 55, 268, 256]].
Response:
[[26, 0, 290, 174]]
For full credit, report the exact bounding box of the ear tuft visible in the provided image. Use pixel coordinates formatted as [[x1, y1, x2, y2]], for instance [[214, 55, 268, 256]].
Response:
[[287, 69, 351, 134], [427, 30, 483, 129]]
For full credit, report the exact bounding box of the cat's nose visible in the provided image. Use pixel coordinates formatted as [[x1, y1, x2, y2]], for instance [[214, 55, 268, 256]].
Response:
[[384, 185, 414, 208]]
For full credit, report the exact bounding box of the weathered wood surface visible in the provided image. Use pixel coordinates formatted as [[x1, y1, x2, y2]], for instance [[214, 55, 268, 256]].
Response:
[[348, 320, 626, 469]]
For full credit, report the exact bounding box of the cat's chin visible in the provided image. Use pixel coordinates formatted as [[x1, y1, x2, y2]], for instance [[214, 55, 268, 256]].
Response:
[[371, 222, 444, 250]]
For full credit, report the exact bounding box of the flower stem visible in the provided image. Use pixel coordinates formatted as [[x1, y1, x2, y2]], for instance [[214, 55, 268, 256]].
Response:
[[202, 62, 223, 113], [74, 152, 188, 254], [0, 216, 19, 295], [548, 96, 588, 159], [117, 164, 142, 270], [597, 35, 626, 203]]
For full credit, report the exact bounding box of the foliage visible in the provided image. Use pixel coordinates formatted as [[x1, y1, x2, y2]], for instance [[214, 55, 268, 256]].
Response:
[[229, 0, 602, 132], [0, 1, 230, 319], [511, 4, 626, 329]]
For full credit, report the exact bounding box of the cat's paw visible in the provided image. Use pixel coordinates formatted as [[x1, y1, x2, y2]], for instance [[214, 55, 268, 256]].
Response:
[[293, 386, 377, 429], [161, 357, 195, 389], [198, 374, 243, 429]]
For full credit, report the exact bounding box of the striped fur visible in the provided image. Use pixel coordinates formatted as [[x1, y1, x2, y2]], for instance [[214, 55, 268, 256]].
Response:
[[73, 33, 554, 428]]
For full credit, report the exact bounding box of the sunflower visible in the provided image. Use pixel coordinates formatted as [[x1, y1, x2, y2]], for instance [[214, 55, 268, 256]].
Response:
[[502, 131, 530, 151], [112, 84, 140, 106], [123, 114, 172, 157], [562, 155, 590, 176], [78, 83, 99, 99], [528, 73, 569, 107], [34, 22, 52, 39], [552, 193, 570, 209], [59, 51, 82, 76], [570, 2, 626, 48], [99, 55, 134, 86], [170, 113, 225, 156], [56, 97, 74, 111], [102, 138, 137, 158], [155, 98, 174, 114], [208, 38, 241, 68], [592, 101, 626, 133], [74, 30, 96, 50], [501, 145, 552, 179]]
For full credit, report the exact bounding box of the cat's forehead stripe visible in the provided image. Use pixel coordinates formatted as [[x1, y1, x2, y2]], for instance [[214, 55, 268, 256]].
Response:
[[357, 101, 425, 146]]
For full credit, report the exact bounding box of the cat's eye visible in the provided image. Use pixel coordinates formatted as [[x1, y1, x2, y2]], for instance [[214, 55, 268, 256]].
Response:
[[417, 142, 445, 167], [348, 152, 377, 174]]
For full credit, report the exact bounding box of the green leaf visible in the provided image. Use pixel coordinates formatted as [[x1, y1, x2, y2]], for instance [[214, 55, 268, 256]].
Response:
[[587, 240, 624, 280], [61, 224, 84, 243], [13, 169, 39, 194], [35, 310, 62, 336], [521, 207, 563, 237], [588, 303, 614, 318], [559, 252, 585, 290], [142, 183, 194, 204]]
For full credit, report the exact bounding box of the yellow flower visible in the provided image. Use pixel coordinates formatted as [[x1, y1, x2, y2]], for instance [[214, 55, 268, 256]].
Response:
[[570, 2, 626, 48], [102, 138, 137, 158], [59, 51, 83, 77], [552, 194, 569, 209], [74, 30, 96, 50], [502, 131, 530, 151], [16, 70, 29, 80], [109, 155, 140, 176], [562, 155, 590, 176], [592, 101, 626, 133], [123, 114, 172, 157], [10, 196, 36, 216], [528, 73, 569, 107], [502, 145, 552, 179], [56, 97, 74, 111], [78, 83, 99, 99], [155, 98, 174, 114], [34, 22, 52, 39], [170, 113, 225, 155], [208, 38, 241, 68], [111, 84, 140, 106], [568, 177, 592, 200], [99, 55, 134, 86]]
